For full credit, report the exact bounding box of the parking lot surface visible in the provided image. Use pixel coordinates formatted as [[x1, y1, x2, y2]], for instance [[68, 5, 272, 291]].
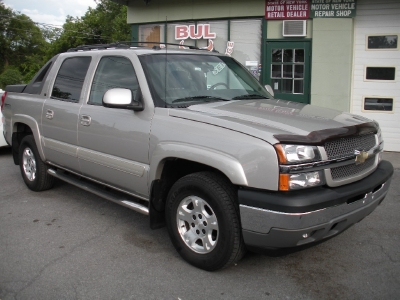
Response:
[[0, 147, 399, 300]]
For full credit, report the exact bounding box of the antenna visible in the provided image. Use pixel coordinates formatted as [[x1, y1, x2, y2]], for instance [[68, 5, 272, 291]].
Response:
[[164, 16, 167, 108]]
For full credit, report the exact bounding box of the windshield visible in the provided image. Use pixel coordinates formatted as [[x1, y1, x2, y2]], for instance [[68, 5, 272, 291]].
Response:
[[139, 54, 272, 107]]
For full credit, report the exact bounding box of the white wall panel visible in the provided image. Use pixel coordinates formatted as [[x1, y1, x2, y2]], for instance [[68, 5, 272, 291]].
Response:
[[351, 0, 400, 152]]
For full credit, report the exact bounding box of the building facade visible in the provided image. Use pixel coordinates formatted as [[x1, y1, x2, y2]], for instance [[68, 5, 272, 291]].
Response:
[[112, 0, 399, 152]]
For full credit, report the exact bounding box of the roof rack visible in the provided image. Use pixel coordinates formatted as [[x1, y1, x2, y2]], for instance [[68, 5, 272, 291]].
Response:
[[67, 43, 133, 52], [67, 41, 218, 52]]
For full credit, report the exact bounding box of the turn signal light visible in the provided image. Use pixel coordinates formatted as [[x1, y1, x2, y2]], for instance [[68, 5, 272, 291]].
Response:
[[279, 174, 289, 191]]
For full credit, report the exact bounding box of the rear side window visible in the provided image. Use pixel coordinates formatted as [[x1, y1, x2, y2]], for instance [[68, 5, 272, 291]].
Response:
[[89, 56, 139, 105], [51, 57, 91, 102], [23, 57, 56, 95]]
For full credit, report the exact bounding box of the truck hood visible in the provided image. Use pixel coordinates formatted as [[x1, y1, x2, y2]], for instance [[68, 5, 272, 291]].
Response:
[[168, 99, 374, 144]]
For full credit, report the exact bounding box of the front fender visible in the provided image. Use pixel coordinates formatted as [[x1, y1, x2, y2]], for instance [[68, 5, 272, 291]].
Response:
[[149, 142, 248, 186]]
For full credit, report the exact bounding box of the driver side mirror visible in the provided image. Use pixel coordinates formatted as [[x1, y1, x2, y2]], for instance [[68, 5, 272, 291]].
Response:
[[103, 88, 144, 111], [264, 85, 274, 97]]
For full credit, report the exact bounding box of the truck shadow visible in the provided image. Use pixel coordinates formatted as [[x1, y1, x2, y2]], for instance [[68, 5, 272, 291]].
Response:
[[245, 232, 347, 258], [0, 146, 11, 155]]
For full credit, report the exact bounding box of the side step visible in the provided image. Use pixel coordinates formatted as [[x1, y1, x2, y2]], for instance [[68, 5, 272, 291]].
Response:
[[47, 169, 149, 215]]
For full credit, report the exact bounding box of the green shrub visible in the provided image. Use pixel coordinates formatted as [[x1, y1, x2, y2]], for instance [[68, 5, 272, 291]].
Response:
[[0, 69, 24, 89]]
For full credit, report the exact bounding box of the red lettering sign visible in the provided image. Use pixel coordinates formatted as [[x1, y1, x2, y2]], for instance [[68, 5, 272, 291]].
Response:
[[175, 24, 216, 40], [189, 25, 203, 39], [265, 0, 310, 20], [175, 25, 189, 39], [203, 24, 216, 39]]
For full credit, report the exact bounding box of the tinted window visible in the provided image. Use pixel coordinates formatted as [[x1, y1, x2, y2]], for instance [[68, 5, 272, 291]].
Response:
[[52, 57, 91, 102], [368, 35, 398, 49], [23, 56, 56, 95], [366, 67, 396, 81], [89, 56, 139, 105], [364, 98, 393, 111]]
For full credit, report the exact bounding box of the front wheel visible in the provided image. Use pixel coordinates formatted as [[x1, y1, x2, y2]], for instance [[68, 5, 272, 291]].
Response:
[[165, 172, 245, 271], [19, 135, 54, 191]]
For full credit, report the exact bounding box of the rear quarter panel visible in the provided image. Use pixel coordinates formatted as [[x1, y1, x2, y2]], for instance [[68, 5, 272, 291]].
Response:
[[3, 93, 46, 158]]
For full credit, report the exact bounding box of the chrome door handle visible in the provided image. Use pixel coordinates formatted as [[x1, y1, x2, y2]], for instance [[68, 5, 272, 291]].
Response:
[[46, 109, 54, 119], [80, 115, 92, 126]]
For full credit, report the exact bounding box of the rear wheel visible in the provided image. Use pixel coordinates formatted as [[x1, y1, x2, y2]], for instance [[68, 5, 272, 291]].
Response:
[[165, 172, 245, 271], [19, 135, 54, 191]]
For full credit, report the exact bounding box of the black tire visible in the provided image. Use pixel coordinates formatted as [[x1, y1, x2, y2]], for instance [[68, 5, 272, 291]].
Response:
[[19, 135, 54, 191], [165, 171, 245, 271]]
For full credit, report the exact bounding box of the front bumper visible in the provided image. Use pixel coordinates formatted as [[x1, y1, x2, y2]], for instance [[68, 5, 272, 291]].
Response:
[[239, 160, 393, 249]]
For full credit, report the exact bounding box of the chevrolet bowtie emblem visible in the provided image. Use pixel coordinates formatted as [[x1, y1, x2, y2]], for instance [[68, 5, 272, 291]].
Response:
[[354, 150, 369, 164]]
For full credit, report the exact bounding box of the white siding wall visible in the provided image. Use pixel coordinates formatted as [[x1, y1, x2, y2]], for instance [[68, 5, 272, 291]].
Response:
[[351, 0, 400, 152]]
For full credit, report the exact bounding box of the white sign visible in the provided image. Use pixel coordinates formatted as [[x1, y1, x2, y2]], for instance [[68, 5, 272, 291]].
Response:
[[245, 61, 258, 67], [225, 41, 234, 56]]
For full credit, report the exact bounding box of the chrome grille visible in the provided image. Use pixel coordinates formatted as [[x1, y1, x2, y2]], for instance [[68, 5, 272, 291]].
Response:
[[330, 157, 375, 180], [324, 134, 377, 181], [325, 134, 376, 160]]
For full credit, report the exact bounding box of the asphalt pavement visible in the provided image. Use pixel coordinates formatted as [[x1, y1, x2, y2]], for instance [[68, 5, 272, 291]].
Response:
[[0, 146, 399, 300]]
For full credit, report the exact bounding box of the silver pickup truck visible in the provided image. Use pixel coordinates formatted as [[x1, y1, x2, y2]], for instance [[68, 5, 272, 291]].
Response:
[[1, 44, 394, 271]]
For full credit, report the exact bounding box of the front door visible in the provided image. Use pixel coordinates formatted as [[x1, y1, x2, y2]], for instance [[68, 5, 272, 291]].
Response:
[[78, 55, 152, 199], [265, 41, 311, 104]]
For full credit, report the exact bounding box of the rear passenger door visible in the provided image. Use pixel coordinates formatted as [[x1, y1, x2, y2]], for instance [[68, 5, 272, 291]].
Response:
[[41, 56, 92, 171], [78, 55, 152, 199]]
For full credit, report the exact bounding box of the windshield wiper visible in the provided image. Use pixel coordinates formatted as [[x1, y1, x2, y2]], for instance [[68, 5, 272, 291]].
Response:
[[231, 94, 269, 100], [172, 96, 229, 103]]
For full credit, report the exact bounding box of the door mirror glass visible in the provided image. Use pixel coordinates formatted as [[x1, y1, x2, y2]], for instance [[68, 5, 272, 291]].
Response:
[[103, 88, 143, 111], [103, 88, 132, 105]]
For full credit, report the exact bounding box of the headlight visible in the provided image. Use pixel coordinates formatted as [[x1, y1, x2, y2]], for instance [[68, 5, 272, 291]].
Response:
[[275, 144, 324, 191], [275, 144, 321, 164]]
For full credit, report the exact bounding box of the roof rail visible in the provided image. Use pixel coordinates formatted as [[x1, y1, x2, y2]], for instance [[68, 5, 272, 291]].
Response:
[[67, 41, 218, 52], [67, 43, 133, 52], [131, 41, 219, 52], [108, 41, 200, 50]]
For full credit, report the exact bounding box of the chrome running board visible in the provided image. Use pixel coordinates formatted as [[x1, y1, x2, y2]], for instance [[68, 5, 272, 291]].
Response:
[[47, 168, 149, 215]]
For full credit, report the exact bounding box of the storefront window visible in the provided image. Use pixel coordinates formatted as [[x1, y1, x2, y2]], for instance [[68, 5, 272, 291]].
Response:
[[230, 19, 262, 79], [196, 20, 228, 53], [138, 19, 262, 76], [139, 24, 165, 46], [167, 22, 196, 48]]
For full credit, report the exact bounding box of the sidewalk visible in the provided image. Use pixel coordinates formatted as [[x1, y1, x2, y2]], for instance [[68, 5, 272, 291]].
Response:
[[383, 151, 400, 169]]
